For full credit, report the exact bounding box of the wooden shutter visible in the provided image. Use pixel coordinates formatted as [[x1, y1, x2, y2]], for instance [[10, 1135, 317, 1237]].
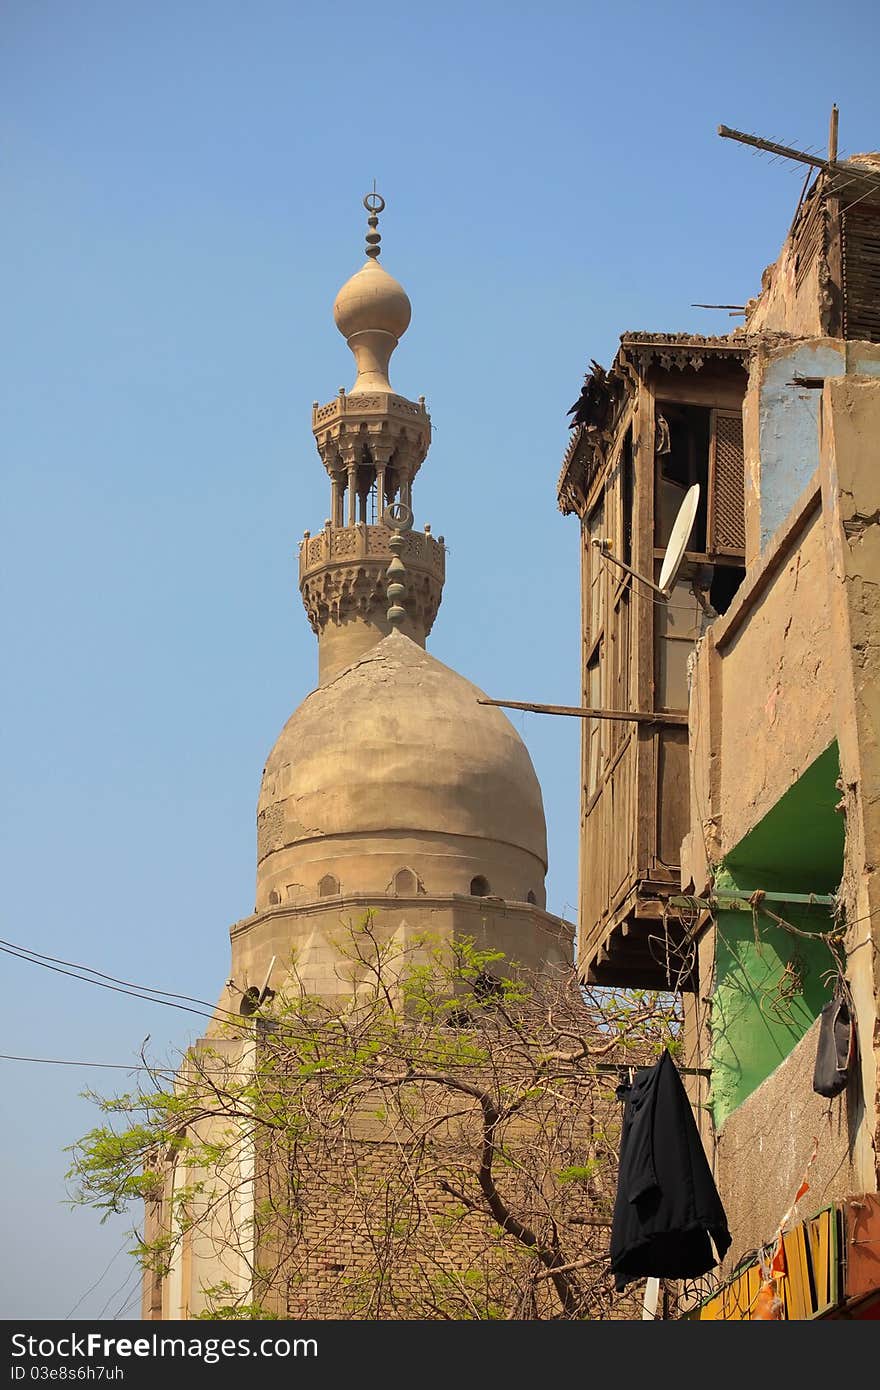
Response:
[[707, 409, 745, 556], [843, 205, 880, 342]]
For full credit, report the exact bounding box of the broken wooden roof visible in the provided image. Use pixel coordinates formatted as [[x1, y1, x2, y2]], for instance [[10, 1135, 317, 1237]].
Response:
[[557, 332, 749, 514]]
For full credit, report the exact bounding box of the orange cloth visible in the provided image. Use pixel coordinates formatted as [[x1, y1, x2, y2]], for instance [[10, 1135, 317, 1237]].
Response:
[[753, 1278, 783, 1320]]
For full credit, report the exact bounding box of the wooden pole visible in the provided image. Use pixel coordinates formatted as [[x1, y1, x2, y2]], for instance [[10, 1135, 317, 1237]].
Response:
[[828, 103, 839, 162], [476, 697, 687, 726]]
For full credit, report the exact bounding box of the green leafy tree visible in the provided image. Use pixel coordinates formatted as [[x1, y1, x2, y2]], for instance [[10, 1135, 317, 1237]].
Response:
[[68, 917, 679, 1320]]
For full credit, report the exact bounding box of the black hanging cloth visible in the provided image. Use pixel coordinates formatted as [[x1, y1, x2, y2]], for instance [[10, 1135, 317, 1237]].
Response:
[[812, 986, 855, 1098], [610, 1049, 731, 1292]]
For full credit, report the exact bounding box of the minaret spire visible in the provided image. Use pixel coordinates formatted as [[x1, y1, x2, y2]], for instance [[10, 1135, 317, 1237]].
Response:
[[299, 194, 445, 684], [332, 188, 412, 394], [364, 185, 383, 259]]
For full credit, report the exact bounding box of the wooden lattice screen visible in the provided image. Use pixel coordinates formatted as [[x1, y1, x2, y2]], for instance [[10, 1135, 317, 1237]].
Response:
[[708, 409, 745, 555], [843, 204, 880, 343]]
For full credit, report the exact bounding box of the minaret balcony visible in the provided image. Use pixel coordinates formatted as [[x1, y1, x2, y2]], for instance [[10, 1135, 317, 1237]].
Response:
[[311, 391, 431, 460], [298, 521, 445, 587]]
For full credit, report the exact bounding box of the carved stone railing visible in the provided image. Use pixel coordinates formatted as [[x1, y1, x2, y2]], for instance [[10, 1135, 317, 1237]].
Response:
[[312, 391, 430, 431], [298, 523, 446, 640], [298, 522, 445, 584]]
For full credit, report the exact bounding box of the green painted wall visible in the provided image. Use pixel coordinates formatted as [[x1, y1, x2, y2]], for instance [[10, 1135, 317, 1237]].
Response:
[[710, 744, 844, 1128], [723, 744, 845, 894]]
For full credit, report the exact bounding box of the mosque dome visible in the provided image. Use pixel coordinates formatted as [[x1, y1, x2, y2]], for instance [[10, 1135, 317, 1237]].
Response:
[[333, 256, 412, 343], [254, 631, 548, 912]]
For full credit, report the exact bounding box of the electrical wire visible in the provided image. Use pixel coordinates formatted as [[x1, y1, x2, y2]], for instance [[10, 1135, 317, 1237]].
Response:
[[0, 938, 246, 1029], [0, 1052, 175, 1072], [0, 934, 242, 1019], [96, 1263, 141, 1321], [65, 1238, 132, 1320], [113, 1284, 143, 1322]]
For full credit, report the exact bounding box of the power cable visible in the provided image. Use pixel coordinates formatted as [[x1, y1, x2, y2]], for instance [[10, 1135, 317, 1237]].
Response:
[[65, 1237, 131, 1320], [0, 1052, 175, 1072], [0, 934, 242, 1020], [96, 1263, 140, 1321], [113, 1284, 143, 1322], [0, 939, 245, 1028]]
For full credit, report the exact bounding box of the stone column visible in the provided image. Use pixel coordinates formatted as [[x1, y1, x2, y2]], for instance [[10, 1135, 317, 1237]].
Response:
[[358, 476, 371, 524], [347, 462, 357, 526], [371, 443, 393, 522]]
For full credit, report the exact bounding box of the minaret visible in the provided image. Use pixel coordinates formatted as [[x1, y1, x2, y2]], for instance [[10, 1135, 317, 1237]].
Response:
[[142, 189, 571, 1325], [299, 193, 445, 684]]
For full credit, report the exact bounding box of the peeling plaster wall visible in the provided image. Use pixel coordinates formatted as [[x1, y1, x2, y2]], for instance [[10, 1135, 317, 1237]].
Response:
[[681, 498, 836, 892], [757, 343, 844, 550], [716, 1014, 860, 1272], [683, 364, 880, 1253], [744, 224, 825, 341], [743, 341, 880, 565], [717, 511, 836, 855], [820, 374, 880, 1188]]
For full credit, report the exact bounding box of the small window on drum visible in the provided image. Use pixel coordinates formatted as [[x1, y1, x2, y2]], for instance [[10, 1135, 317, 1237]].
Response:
[[527, 890, 537, 905], [470, 876, 491, 897], [393, 868, 417, 896], [318, 874, 340, 897]]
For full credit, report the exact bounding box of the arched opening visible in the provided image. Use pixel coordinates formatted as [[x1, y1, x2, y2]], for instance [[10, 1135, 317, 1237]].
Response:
[[527, 890, 537, 905], [392, 867, 417, 896], [318, 874, 340, 898], [268, 890, 280, 906], [469, 875, 491, 897]]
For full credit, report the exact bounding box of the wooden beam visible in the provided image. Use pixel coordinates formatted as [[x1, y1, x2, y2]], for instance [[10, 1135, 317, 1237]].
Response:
[[634, 376, 658, 883], [829, 104, 839, 162], [825, 195, 844, 337], [585, 961, 696, 992], [476, 698, 687, 725]]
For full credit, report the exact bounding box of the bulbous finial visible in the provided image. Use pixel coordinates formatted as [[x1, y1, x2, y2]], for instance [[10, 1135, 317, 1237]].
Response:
[[383, 501, 413, 628], [332, 191, 412, 394]]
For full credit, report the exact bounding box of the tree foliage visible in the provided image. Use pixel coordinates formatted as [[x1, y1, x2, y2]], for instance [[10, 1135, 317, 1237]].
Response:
[[68, 917, 680, 1320]]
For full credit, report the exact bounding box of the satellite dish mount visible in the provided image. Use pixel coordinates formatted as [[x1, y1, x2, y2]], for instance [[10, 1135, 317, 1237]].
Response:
[[239, 955, 277, 1016], [592, 484, 700, 600]]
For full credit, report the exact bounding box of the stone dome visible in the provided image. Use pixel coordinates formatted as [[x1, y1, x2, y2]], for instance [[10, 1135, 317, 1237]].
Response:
[[254, 630, 549, 912], [333, 257, 412, 342]]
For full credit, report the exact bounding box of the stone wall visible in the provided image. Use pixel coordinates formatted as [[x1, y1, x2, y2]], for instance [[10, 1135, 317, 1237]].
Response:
[[716, 1016, 859, 1272]]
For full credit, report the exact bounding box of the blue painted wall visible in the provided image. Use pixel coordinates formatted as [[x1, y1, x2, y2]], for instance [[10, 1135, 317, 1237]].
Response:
[[759, 344, 844, 548]]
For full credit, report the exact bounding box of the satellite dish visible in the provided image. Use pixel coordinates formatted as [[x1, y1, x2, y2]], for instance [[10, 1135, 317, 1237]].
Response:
[[239, 986, 261, 1016], [658, 483, 700, 596], [238, 954, 278, 1016], [591, 483, 700, 601]]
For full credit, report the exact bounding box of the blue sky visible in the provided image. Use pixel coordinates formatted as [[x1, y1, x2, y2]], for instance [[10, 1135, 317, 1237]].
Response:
[[2, 0, 877, 1320]]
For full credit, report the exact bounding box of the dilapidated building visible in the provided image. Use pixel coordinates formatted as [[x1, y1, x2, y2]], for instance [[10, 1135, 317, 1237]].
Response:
[[558, 139, 880, 1319], [558, 332, 748, 990]]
